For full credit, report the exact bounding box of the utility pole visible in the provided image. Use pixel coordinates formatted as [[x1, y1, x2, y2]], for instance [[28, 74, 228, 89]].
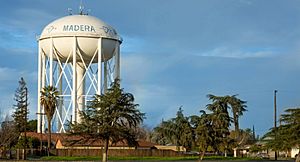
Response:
[[36, 112, 45, 154], [252, 125, 256, 141], [274, 90, 277, 161], [24, 87, 28, 160]]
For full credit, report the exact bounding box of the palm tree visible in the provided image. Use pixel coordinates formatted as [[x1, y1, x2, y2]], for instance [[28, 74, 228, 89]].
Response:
[[69, 80, 145, 162], [206, 94, 231, 132], [207, 94, 247, 137], [227, 95, 247, 134], [40, 86, 58, 150]]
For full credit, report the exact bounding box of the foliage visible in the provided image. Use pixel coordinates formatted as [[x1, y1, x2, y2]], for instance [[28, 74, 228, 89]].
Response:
[[12, 119, 37, 149], [0, 115, 19, 149], [68, 80, 145, 162], [230, 128, 255, 147], [14, 136, 39, 149], [153, 94, 247, 161], [206, 94, 247, 135], [12, 77, 29, 134], [151, 120, 171, 145], [249, 144, 265, 153], [191, 111, 214, 160], [205, 94, 248, 152], [27, 119, 37, 132], [280, 108, 300, 146], [226, 95, 247, 133], [40, 85, 59, 149], [262, 108, 300, 153], [134, 125, 152, 141], [206, 94, 232, 154], [40, 86, 58, 127], [152, 107, 193, 151], [10, 78, 29, 159]]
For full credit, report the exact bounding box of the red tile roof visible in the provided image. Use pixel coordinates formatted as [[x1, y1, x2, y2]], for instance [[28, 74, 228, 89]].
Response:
[[23, 132, 157, 148]]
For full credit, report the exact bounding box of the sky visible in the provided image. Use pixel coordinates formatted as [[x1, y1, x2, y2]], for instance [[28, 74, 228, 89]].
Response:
[[1, 0, 300, 136]]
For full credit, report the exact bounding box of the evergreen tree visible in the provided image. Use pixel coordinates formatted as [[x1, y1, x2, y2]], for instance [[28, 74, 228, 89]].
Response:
[[27, 119, 37, 132], [153, 107, 193, 151], [263, 108, 300, 160], [192, 110, 214, 161], [227, 95, 247, 135], [206, 94, 231, 156], [12, 77, 29, 134], [69, 80, 145, 162], [12, 77, 29, 159]]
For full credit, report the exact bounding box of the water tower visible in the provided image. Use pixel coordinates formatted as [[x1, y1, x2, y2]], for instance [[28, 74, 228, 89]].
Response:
[[37, 11, 122, 133]]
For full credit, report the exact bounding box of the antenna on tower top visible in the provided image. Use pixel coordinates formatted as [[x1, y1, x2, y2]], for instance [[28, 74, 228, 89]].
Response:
[[67, 8, 73, 15], [79, 0, 84, 15]]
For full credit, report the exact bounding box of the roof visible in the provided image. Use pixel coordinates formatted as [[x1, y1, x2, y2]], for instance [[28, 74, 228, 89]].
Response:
[[22, 132, 157, 148], [21, 132, 75, 143]]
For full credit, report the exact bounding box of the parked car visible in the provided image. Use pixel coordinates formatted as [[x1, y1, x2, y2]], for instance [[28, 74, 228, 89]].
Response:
[[184, 151, 200, 156], [256, 153, 269, 159]]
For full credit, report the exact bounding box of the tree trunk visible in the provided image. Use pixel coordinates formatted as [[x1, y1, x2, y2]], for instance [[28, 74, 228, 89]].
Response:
[[47, 121, 51, 156], [233, 148, 237, 157], [234, 117, 239, 133], [24, 131, 27, 160], [233, 113, 240, 140], [102, 138, 109, 162], [296, 151, 300, 162], [198, 151, 205, 162], [198, 146, 207, 162]]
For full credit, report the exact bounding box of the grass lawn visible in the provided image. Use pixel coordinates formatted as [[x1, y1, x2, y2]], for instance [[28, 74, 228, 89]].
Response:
[[41, 156, 262, 161]]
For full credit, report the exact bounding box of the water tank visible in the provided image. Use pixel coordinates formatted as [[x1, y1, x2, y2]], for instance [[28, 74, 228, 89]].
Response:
[[39, 15, 122, 63]]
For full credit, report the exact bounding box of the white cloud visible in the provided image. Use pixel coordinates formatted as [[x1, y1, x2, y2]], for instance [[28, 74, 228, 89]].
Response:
[[121, 54, 153, 83], [8, 8, 55, 32], [121, 53, 183, 125], [124, 82, 177, 126], [198, 47, 277, 59], [121, 36, 146, 53], [0, 67, 37, 119], [0, 67, 36, 82], [0, 26, 36, 53]]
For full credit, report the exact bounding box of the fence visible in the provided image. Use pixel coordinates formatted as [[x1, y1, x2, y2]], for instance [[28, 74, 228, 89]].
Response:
[[51, 149, 183, 157], [0, 148, 48, 160]]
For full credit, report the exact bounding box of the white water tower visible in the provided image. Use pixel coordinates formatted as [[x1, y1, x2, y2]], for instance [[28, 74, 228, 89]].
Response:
[[37, 12, 122, 133]]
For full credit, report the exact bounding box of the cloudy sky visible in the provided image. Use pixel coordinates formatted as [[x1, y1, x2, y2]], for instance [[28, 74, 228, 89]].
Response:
[[1, 0, 300, 136]]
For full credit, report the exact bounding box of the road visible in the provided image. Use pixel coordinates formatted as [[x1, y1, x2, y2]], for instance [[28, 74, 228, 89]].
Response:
[[0, 160, 295, 162], [109, 160, 294, 162]]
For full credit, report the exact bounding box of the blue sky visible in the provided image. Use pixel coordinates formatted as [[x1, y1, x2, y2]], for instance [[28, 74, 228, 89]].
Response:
[[1, 0, 300, 136]]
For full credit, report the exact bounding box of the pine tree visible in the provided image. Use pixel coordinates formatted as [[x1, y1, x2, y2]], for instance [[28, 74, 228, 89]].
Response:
[[12, 77, 29, 159], [12, 77, 29, 133]]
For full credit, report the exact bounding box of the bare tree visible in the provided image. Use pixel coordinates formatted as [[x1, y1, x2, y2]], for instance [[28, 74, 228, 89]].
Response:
[[0, 115, 19, 159]]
